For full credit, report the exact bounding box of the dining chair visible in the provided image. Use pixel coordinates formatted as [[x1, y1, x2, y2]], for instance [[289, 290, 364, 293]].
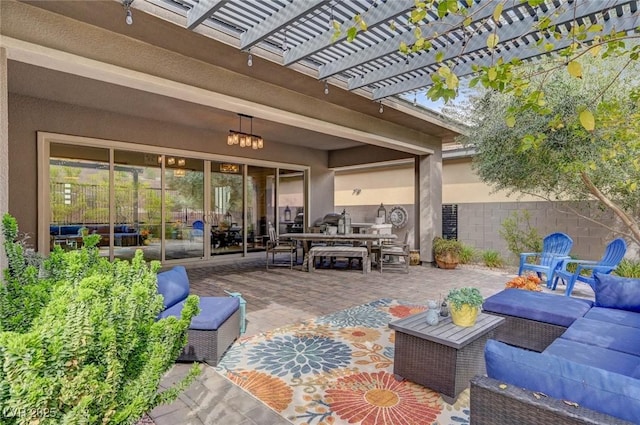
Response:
[[379, 233, 410, 273], [551, 237, 627, 296], [265, 225, 297, 270]]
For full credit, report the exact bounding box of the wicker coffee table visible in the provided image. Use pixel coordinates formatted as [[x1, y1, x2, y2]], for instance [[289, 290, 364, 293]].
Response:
[[389, 311, 504, 403]]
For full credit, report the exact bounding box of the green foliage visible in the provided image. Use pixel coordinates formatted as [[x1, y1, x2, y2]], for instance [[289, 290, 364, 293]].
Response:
[[481, 250, 504, 268], [446, 287, 484, 310], [499, 210, 543, 261], [432, 236, 463, 256], [0, 214, 51, 333], [464, 55, 640, 247], [0, 214, 200, 424], [458, 243, 478, 264], [615, 259, 640, 278]]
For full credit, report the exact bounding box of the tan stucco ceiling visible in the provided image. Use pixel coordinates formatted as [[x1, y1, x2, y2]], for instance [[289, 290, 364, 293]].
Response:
[[8, 61, 363, 150]]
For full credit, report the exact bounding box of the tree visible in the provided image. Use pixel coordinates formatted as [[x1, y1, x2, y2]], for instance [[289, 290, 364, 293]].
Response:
[[341, 0, 639, 133], [459, 55, 640, 247]]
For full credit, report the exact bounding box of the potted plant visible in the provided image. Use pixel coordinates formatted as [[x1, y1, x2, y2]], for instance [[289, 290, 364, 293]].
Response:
[[433, 236, 463, 269], [446, 287, 484, 327]]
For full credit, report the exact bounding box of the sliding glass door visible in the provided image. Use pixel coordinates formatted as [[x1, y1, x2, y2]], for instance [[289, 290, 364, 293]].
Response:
[[42, 135, 308, 264]]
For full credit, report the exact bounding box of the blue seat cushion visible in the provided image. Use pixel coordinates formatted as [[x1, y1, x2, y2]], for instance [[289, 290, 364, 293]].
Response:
[[157, 266, 190, 309], [482, 288, 593, 327], [593, 272, 640, 312], [159, 296, 240, 331], [559, 317, 640, 356], [485, 339, 640, 423], [585, 307, 640, 329], [544, 338, 640, 378]]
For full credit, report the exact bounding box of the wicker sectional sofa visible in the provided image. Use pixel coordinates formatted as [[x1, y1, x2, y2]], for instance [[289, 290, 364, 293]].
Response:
[[473, 273, 640, 425], [156, 266, 240, 366]]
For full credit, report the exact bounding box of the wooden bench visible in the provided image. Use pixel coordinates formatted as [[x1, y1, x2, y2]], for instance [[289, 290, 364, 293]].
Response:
[[308, 245, 369, 274]]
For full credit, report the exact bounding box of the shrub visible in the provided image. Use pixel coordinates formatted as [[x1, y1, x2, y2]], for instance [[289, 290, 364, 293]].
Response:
[[432, 237, 463, 257], [0, 214, 200, 424], [482, 250, 504, 268], [458, 244, 478, 264], [615, 259, 640, 278], [499, 210, 542, 261]]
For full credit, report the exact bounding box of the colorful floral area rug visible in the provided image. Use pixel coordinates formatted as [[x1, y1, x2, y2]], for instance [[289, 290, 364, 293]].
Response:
[[215, 299, 470, 425]]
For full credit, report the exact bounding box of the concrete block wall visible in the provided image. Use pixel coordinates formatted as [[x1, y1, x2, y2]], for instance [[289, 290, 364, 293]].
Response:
[[456, 200, 629, 264]]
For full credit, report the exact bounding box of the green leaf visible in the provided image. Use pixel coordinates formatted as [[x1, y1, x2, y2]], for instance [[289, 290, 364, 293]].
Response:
[[588, 24, 603, 32], [346, 27, 358, 42], [488, 67, 498, 81], [463, 16, 472, 27], [435, 51, 445, 62], [399, 42, 409, 54], [567, 61, 582, 78], [579, 110, 595, 131], [445, 72, 459, 90], [437, 65, 451, 78], [493, 3, 503, 22], [487, 33, 499, 49], [505, 116, 516, 128]]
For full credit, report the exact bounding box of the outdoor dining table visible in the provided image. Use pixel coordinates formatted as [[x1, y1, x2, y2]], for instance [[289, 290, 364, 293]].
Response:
[[280, 232, 397, 255]]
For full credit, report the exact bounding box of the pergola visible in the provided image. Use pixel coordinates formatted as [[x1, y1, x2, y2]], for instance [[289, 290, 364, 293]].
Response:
[[143, 0, 639, 105]]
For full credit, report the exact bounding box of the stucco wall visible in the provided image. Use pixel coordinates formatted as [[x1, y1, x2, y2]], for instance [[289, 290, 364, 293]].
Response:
[[8, 93, 335, 241]]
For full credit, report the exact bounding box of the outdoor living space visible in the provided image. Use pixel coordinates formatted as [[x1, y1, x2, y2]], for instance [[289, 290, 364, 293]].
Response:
[[148, 256, 602, 425], [3, 1, 640, 424]]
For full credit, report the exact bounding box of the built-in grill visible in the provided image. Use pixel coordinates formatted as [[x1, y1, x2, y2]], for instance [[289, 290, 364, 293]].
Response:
[[288, 213, 304, 233]]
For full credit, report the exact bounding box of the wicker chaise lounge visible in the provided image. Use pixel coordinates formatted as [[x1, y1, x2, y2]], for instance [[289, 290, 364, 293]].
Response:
[[157, 266, 241, 366]]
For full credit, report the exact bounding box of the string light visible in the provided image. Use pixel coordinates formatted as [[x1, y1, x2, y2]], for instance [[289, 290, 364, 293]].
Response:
[[324, 81, 329, 95], [247, 52, 253, 67], [379, 102, 384, 113], [123, 0, 134, 25], [281, 33, 288, 52], [413, 92, 417, 106]]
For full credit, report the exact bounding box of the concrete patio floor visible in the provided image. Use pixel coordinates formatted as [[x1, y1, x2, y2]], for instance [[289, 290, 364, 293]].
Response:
[[149, 256, 596, 425]]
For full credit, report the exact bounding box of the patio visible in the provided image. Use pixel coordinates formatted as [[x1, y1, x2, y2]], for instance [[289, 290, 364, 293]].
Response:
[[148, 258, 594, 425]]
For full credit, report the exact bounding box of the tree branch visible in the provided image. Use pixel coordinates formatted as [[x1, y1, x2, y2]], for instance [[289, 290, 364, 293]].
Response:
[[580, 171, 640, 246]]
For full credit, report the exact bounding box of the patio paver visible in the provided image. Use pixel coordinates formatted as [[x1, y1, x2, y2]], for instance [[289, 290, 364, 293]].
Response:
[[150, 257, 595, 425]]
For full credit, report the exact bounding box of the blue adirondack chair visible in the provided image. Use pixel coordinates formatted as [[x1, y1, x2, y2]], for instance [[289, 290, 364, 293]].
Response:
[[191, 219, 205, 240], [518, 232, 573, 284], [551, 237, 627, 296]]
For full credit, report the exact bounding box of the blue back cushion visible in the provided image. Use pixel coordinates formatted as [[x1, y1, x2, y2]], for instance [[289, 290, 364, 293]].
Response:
[[482, 288, 592, 327], [157, 266, 190, 309], [593, 272, 640, 312], [485, 339, 640, 423]]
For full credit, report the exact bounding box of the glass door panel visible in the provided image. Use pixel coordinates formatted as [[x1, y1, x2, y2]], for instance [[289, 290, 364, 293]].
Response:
[[49, 143, 110, 255], [278, 169, 305, 234], [113, 151, 162, 261], [247, 165, 276, 250], [210, 161, 244, 255], [164, 156, 205, 261]]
